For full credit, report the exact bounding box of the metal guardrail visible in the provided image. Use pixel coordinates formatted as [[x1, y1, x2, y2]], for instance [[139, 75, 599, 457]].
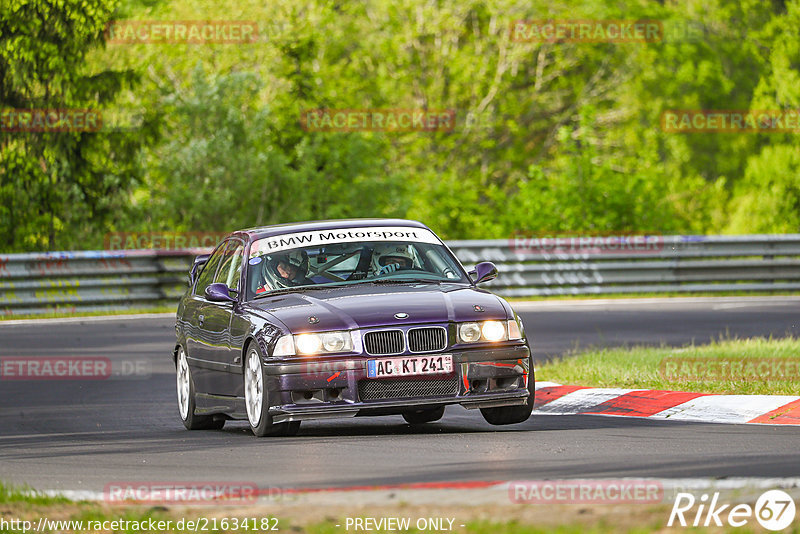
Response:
[[451, 234, 800, 297], [1, 235, 799, 316], [0, 250, 197, 316]]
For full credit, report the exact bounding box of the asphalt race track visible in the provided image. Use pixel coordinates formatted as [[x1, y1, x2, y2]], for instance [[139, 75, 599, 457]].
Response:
[[0, 296, 798, 493]]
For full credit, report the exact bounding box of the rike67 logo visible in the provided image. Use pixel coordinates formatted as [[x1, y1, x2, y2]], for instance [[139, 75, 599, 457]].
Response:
[[668, 490, 796, 531]]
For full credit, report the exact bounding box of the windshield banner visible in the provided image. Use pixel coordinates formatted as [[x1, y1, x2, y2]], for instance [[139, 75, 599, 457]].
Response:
[[250, 226, 440, 256]]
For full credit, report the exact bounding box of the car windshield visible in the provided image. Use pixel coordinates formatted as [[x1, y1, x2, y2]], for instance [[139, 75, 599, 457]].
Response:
[[246, 226, 469, 297]]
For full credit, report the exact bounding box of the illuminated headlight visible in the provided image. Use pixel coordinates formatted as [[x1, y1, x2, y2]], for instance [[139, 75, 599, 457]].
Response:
[[294, 331, 354, 356], [458, 321, 513, 343], [296, 334, 323, 354], [481, 320, 507, 342]]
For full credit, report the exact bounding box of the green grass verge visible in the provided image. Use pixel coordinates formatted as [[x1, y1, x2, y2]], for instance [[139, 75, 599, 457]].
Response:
[[537, 337, 800, 395], [3, 479, 800, 533], [0, 481, 69, 506]]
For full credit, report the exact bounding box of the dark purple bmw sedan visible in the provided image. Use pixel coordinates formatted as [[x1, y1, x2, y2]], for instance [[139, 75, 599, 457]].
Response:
[[174, 219, 533, 437]]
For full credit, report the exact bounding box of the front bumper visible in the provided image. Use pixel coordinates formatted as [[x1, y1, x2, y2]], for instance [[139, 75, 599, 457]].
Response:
[[261, 344, 531, 423]]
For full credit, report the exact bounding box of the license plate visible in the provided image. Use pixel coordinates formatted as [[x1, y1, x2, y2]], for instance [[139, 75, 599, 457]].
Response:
[[367, 354, 453, 378]]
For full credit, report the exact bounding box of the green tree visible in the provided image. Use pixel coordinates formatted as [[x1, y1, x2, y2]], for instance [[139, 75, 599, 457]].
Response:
[[7, 0, 800, 248], [0, 0, 147, 251], [727, 145, 800, 233], [727, 0, 800, 233]]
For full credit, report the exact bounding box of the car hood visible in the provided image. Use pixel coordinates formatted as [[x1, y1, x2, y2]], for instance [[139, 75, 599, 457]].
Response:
[[244, 283, 509, 333]]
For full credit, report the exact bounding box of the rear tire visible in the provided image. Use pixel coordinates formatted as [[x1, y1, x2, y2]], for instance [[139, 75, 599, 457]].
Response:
[[244, 344, 298, 437], [176, 347, 225, 430], [480, 361, 535, 426], [402, 406, 445, 425]]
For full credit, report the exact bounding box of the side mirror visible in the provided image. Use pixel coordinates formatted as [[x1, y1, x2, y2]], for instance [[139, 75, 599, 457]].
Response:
[[205, 282, 237, 303], [189, 254, 210, 286], [470, 261, 498, 285]]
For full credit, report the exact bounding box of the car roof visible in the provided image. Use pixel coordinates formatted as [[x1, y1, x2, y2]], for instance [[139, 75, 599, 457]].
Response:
[[229, 218, 431, 242]]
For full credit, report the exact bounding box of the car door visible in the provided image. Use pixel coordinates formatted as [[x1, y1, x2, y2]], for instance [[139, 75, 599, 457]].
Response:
[[184, 240, 228, 394], [201, 239, 246, 395]]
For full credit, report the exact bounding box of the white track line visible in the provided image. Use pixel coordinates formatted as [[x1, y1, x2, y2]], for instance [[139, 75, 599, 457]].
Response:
[[0, 312, 175, 326], [35, 478, 800, 505]]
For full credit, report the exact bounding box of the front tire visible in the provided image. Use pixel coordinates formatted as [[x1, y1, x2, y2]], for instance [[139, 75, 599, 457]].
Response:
[[402, 406, 445, 425], [480, 361, 535, 426], [176, 347, 224, 430], [244, 344, 300, 437]]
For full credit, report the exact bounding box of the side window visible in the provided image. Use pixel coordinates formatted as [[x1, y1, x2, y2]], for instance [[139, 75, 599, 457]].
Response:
[[193, 241, 227, 296], [214, 240, 244, 292], [227, 245, 244, 291]]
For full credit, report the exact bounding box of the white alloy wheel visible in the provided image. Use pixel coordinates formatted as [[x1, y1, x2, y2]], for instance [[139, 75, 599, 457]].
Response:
[[177, 348, 191, 420], [245, 348, 264, 427]]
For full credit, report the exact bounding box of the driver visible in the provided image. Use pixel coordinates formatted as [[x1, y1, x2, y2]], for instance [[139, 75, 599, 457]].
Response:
[[257, 251, 313, 293], [370, 244, 416, 276]]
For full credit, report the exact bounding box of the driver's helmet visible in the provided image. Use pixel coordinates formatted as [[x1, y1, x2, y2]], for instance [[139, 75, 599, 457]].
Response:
[[265, 250, 309, 288], [370, 244, 416, 274]]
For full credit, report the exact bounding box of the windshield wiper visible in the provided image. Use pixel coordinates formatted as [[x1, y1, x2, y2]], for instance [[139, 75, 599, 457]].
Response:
[[253, 278, 448, 298], [367, 278, 444, 284], [252, 284, 339, 299]]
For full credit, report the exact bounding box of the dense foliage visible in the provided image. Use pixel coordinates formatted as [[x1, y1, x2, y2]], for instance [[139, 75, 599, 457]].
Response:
[[1, 0, 798, 251]]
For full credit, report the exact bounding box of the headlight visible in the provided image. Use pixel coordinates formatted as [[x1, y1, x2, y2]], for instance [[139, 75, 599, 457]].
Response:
[[481, 320, 507, 342], [457, 320, 516, 343], [459, 323, 482, 343], [321, 331, 349, 352], [291, 331, 354, 356], [296, 333, 323, 355]]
